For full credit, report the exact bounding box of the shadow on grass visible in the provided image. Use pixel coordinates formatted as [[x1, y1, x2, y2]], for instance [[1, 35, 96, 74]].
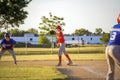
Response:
[[57, 68, 81, 80]]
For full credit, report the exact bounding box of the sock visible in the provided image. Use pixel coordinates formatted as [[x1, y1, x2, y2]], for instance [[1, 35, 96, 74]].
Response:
[[58, 56, 62, 63], [65, 54, 72, 62]]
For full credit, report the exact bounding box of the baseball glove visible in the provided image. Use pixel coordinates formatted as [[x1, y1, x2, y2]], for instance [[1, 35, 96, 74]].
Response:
[[50, 30, 56, 35]]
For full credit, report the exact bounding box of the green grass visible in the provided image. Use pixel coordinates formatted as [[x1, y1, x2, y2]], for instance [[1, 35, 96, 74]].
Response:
[[0, 66, 67, 80], [0, 54, 106, 80], [1, 54, 106, 61], [0, 45, 106, 80], [7, 45, 106, 55]]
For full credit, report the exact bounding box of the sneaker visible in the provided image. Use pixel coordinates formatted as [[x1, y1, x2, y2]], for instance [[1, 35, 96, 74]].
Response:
[[67, 62, 73, 66], [56, 63, 62, 66]]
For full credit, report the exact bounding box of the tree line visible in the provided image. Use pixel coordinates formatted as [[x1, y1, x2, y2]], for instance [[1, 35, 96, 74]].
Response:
[[0, 0, 110, 44]]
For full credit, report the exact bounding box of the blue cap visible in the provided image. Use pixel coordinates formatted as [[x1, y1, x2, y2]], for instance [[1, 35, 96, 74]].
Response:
[[4, 33, 10, 37]]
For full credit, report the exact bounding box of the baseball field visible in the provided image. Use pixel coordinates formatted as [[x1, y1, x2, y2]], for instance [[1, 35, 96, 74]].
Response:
[[0, 45, 120, 80]]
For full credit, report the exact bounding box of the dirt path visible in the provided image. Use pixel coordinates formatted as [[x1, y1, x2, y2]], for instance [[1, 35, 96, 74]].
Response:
[[0, 60, 120, 80]]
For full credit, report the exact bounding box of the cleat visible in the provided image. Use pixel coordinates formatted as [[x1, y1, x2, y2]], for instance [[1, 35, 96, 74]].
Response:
[[67, 62, 73, 65], [67, 62, 77, 66], [56, 63, 62, 66]]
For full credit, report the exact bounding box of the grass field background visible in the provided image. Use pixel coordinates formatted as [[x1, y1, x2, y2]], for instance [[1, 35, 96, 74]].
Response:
[[0, 45, 106, 80], [1, 54, 106, 61], [0, 66, 67, 80], [3, 44, 106, 55], [1, 44, 106, 61]]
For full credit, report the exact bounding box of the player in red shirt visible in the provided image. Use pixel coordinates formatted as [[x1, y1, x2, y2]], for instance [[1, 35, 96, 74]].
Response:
[[56, 25, 73, 66]]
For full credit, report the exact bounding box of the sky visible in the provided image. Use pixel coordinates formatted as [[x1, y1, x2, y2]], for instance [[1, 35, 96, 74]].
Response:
[[19, 0, 120, 34]]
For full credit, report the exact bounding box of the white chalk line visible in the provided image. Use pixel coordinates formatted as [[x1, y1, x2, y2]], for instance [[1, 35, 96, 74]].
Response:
[[81, 66, 106, 78], [64, 60, 106, 77]]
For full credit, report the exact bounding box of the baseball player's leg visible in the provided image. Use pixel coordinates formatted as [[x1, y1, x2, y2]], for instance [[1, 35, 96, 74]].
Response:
[[0, 52, 2, 60], [111, 46, 120, 68], [106, 54, 115, 80], [62, 43, 72, 65], [57, 45, 63, 66], [106, 46, 115, 80], [0, 50, 6, 60], [57, 55, 62, 66], [8, 49, 17, 64]]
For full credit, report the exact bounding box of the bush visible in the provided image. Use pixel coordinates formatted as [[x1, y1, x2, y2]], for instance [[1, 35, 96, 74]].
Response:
[[38, 36, 51, 45]]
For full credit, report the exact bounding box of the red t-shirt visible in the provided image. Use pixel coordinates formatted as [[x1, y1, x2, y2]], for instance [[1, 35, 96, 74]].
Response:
[[57, 31, 65, 43]]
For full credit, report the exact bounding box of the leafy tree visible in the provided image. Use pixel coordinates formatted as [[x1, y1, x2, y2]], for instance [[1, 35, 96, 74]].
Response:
[[95, 28, 103, 35], [0, 32, 4, 39], [27, 28, 38, 36], [0, 0, 32, 30], [38, 36, 50, 45], [7, 28, 39, 36], [39, 12, 65, 35], [64, 34, 71, 36], [7, 28, 27, 36], [73, 28, 92, 36], [100, 33, 110, 44], [8, 28, 19, 35]]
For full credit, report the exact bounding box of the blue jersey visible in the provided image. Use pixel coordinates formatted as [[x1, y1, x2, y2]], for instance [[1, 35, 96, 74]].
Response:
[[107, 24, 120, 46], [0, 38, 16, 49]]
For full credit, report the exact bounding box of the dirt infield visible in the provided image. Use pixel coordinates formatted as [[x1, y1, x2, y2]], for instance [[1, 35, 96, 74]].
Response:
[[0, 60, 120, 80]]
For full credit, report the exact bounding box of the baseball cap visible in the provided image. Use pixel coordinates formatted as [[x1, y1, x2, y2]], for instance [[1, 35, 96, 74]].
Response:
[[4, 33, 10, 37], [56, 25, 61, 30], [117, 14, 120, 23]]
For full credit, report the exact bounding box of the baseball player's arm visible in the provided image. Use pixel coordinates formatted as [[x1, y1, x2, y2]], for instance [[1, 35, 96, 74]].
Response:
[[57, 43, 60, 47], [57, 36, 62, 40], [57, 43, 62, 47], [12, 39, 16, 48]]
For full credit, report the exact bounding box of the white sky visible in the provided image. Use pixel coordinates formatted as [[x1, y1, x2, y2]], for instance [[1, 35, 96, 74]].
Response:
[[19, 0, 120, 34]]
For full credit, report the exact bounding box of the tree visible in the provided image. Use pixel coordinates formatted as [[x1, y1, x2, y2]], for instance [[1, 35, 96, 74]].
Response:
[[0, 32, 4, 39], [8, 28, 19, 36], [27, 28, 38, 36], [38, 36, 50, 45], [100, 33, 110, 44], [7, 28, 27, 36], [0, 0, 32, 30], [73, 28, 92, 36], [39, 12, 65, 35], [7, 28, 39, 36], [95, 28, 103, 35]]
